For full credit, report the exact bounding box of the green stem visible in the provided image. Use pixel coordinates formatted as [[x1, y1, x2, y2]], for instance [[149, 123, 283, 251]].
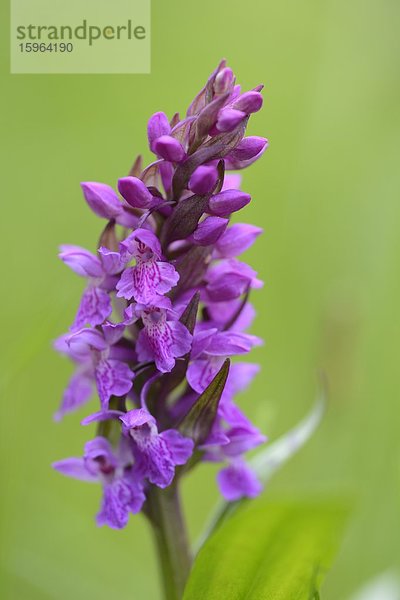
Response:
[[146, 483, 192, 600]]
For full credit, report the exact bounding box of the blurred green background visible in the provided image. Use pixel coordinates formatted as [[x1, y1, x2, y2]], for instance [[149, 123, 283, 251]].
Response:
[[1, 0, 399, 598]]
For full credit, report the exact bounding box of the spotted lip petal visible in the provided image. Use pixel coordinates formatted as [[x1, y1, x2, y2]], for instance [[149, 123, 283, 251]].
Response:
[[120, 408, 194, 488]]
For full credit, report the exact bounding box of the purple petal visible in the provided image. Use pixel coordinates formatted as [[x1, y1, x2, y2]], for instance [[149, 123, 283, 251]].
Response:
[[191, 328, 218, 360], [206, 272, 252, 302], [84, 437, 118, 476], [120, 408, 155, 429], [206, 259, 263, 302], [223, 424, 267, 456], [71, 286, 112, 331], [67, 327, 108, 353], [101, 322, 125, 345], [133, 437, 176, 488], [98, 247, 123, 275], [217, 461, 262, 501], [59, 246, 104, 279], [94, 359, 134, 410], [169, 320, 193, 360], [116, 208, 142, 229], [155, 261, 180, 294], [138, 310, 192, 373], [135, 329, 156, 363], [81, 182, 122, 220], [81, 410, 124, 425], [115, 267, 137, 301], [129, 423, 191, 488], [200, 428, 230, 449], [221, 174, 242, 191], [228, 362, 260, 395], [54, 371, 93, 421], [187, 357, 224, 394], [206, 299, 255, 330], [52, 458, 98, 482], [116, 259, 178, 304], [205, 332, 260, 356], [96, 478, 145, 529], [214, 223, 263, 258], [119, 228, 162, 263], [160, 430, 194, 465]]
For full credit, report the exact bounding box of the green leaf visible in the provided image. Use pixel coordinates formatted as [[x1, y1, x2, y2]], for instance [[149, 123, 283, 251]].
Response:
[[184, 500, 348, 600], [178, 359, 230, 446]]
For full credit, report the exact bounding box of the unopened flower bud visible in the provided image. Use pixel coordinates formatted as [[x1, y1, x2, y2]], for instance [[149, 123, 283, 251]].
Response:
[[214, 67, 234, 95], [147, 112, 171, 151], [216, 108, 246, 133], [192, 216, 228, 245], [118, 176, 153, 209], [232, 91, 263, 114], [232, 137, 267, 160], [208, 190, 251, 216], [153, 135, 186, 163], [224, 137, 269, 170], [81, 182, 122, 220], [189, 165, 219, 195]]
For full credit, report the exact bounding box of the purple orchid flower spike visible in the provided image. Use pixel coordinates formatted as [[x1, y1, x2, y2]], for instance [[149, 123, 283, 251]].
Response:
[[53, 436, 145, 529], [54, 62, 270, 589], [120, 408, 194, 488]]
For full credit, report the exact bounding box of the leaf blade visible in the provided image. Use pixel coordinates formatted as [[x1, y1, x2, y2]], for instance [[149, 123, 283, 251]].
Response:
[[184, 500, 348, 600]]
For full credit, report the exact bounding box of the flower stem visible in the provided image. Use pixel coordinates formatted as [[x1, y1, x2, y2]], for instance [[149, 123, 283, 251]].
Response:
[[146, 482, 192, 600]]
